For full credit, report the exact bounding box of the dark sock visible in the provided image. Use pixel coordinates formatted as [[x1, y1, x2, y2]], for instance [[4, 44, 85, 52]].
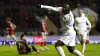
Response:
[[44, 41, 46, 46], [7, 41, 11, 46], [31, 46, 37, 52], [41, 42, 44, 47]]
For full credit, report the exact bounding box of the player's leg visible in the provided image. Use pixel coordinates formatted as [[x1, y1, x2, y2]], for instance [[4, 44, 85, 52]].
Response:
[[77, 31, 85, 54], [43, 33, 48, 50], [31, 46, 41, 53], [77, 33, 83, 44], [67, 37, 83, 56], [40, 32, 48, 50], [55, 40, 65, 56], [9, 35, 17, 48], [81, 32, 87, 54], [86, 30, 90, 44], [55, 32, 75, 56], [11, 35, 17, 42], [31, 46, 37, 52], [77, 31, 87, 54], [6, 35, 12, 47], [40, 32, 45, 51], [44, 39, 49, 50], [67, 46, 83, 56]]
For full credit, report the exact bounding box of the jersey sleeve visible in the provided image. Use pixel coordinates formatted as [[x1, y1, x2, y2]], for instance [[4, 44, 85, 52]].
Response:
[[86, 17, 91, 28], [41, 5, 62, 12], [74, 18, 78, 30], [41, 20, 44, 25]]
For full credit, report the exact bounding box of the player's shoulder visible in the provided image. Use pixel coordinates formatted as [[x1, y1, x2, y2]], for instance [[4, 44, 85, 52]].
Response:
[[84, 16, 88, 18], [83, 16, 88, 20], [11, 23, 16, 26], [41, 20, 46, 24], [10, 23, 13, 25]]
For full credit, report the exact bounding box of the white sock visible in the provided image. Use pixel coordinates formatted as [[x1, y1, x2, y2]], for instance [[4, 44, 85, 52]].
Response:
[[44, 46, 47, 48], [73, 49, 83, 56], [56, 46, 65, 56], [82, 42, 86, 54], [40, 47, 43, 50]]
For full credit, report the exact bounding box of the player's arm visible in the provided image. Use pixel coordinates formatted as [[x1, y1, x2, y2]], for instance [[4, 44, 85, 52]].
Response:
[[10, 23, 16, 30], [41, 5, 62, 12], [86, 17, 91, 30], [74, 18, 78, 31], [41, 21, 48, 35]]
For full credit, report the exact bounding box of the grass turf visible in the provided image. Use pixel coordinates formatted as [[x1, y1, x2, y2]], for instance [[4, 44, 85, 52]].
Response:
[[0, 44, 100, 56]]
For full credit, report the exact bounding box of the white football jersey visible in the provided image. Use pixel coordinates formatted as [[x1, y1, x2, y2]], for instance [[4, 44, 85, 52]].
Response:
[[60, 11, 75, 32], [75, 14, 91, 31]]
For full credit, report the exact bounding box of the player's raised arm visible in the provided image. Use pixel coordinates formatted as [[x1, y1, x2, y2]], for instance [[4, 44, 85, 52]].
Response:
[[41, 5, 62, 12]]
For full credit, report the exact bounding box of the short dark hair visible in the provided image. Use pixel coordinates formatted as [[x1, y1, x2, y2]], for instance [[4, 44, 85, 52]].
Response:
[[6, 18, 11, 21], [20, 34, 25, 39], [63, 4, 70, 9], [62, 4, 70, 14]]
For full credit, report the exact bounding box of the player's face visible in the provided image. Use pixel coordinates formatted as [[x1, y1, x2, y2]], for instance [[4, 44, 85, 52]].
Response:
[[44, 17, 48, 21], [22, 35, 26, 40], [62, 7, 70, 15], [79, 10, 83, 16], [6, 20, 11, 24], [62, 8, 66, 13], [62, 8, 66, 12]]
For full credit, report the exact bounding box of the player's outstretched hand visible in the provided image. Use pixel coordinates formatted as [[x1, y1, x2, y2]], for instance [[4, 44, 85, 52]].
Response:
[[36, 4, 41, 8]]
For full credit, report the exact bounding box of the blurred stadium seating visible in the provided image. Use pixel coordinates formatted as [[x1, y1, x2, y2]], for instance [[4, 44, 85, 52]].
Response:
[[0, 0, 100, 36]]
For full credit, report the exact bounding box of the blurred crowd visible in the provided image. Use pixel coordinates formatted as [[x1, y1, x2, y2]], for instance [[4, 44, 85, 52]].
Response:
[[0, 7, 41, 28], [0, 0, 100, 35], [0, 0, 100, 7], [0, 0, 99, 28]]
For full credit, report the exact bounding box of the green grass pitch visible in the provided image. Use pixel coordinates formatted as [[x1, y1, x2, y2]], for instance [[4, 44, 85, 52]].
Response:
[[0, 44, 100, 56]]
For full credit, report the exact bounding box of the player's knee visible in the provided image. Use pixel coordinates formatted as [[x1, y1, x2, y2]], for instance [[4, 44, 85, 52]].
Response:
[[83, 39, 86, 42], [78, 39, 83, 44], [69, 49, 74, 53], [14, 39, 16, 42], [55, 40, 63, 47], [6, 40, 8, 42], [55, 42, 58, 47], [81, 40, 86, 45], [67, 46, 75, 53]]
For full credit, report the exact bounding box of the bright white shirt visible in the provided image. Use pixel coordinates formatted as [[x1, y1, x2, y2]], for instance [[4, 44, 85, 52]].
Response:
[[41, 5, 62, 11], [75, 14, 91, 31], [60, 11, 75, 32]]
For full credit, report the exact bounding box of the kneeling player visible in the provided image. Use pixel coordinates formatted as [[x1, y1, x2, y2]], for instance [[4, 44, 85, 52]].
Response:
[[16, 34, 40, 54]]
